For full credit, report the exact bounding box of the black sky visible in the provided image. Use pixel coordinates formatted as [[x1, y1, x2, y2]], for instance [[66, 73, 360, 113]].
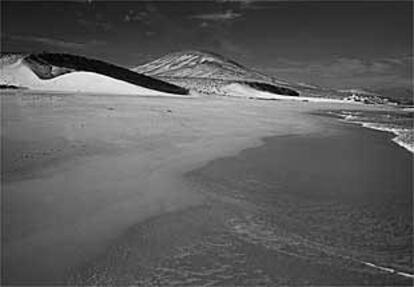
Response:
[[1, 0, 412, 90]]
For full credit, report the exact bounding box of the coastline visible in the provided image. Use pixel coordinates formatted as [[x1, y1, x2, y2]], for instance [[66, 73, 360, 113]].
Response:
[[71, 111, 412, 285], [180, 119, 413, 284], [358, 122, 413, 154], [1, 92, 411, 285], [321, 109, 414, 154]]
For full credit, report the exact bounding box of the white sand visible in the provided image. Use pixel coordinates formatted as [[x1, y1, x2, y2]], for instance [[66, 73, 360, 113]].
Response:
[[1, 91, 394, 284], [0, 58, 185, 96]]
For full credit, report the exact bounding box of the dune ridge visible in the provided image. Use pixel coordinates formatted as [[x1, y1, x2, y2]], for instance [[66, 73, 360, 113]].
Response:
[[1, 53, 189, 96]]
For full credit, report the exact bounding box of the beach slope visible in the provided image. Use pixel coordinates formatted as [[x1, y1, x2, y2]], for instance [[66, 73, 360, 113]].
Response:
[[1, 91, 411, 285]]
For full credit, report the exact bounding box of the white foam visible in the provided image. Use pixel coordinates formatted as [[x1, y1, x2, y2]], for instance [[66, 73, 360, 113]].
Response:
[[360, 122, 414, 154], [228, 217, 414, 279], [392, 139, 414, 154], [337, 113, 414, 154], [361, 261, 414, 279]]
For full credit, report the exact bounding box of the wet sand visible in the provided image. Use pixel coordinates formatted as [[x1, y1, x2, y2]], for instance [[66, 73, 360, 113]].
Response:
[[186, 120, 413, 282], [71, 113, 412, 286], [1, 91, 411, 285]]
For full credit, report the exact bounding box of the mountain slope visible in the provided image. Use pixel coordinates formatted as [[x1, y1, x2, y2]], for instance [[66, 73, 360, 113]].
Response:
[[133, 50, 284, 83], [133, 50, 400, 104], [133, 50, 303, 98], [0, 53, 189, 95]]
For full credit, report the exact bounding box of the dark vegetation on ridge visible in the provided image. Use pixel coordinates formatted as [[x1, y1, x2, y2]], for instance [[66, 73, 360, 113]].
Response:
[[0, 84, 26, 89], [243, 81, 300, 96], [25, 53, 189, 95]]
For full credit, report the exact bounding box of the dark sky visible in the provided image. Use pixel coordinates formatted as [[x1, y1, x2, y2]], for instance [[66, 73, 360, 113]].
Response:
[[2, 0, 412, 90]]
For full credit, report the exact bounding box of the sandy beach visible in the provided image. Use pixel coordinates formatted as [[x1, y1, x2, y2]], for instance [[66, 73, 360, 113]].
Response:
[[2, 1, 412, 285], [1, 91, 412, 285]]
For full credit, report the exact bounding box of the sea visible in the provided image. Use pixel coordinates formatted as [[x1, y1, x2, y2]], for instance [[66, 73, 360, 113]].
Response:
[[328, 108, 414, 154]]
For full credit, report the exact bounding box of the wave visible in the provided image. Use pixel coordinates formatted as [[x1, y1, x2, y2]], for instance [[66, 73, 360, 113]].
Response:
[[330, 110, 414, 154], [360, 122, 414, 154], [361, 261, 414, 279], [226, 215, 414, 279]]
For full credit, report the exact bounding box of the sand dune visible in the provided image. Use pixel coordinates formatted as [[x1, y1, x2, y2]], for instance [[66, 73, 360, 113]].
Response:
[[1, 56, 189, 96]]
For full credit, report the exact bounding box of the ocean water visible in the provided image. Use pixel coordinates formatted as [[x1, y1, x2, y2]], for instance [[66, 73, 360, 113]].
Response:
[[328, 109, 414, 154], [71, 115, 413, 286]]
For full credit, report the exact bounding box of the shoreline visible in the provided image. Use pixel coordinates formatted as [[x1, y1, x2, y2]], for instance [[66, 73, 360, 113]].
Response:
[[358, 122, 413, 154], [181, 120, 412, 285], [71, 113, 412, 285], [311, 109, 414, 154], [1, 92, 411, 285]]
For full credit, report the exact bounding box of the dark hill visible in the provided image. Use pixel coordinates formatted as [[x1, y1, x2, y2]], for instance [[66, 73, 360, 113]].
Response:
[[133, 50, 301, 97]]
